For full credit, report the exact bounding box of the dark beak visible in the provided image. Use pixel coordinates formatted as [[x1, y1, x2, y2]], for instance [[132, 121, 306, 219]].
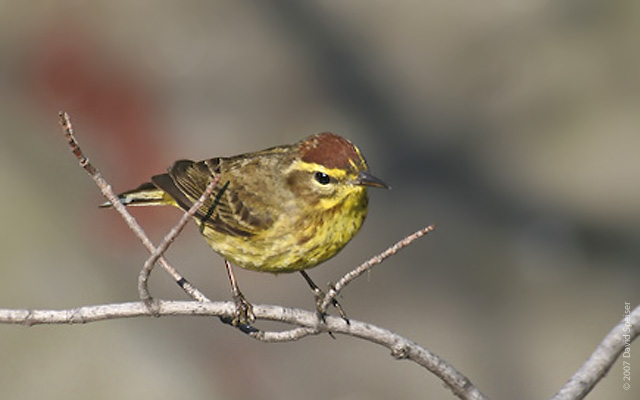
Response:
[[356, 171, 390, 189]]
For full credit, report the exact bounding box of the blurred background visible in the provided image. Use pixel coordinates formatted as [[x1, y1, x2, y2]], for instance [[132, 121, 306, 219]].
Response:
[[0, 1, 638, 399]]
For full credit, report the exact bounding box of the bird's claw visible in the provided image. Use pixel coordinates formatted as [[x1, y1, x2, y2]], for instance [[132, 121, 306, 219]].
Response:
[[231, 291, 255, 327], [312, 283, 349, 325]]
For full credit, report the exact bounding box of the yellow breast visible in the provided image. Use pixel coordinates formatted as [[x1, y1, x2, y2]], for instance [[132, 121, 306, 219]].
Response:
[[200, 188, 369, 273]]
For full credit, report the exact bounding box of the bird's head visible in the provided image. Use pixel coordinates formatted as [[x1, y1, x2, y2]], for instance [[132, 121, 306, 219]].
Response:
[[286, 132, 389, 210]]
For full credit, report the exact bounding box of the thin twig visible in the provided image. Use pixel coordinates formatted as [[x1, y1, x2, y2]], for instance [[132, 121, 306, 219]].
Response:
[[58, 112, 210, 303], [138, 175, 220, 305], [0, 301, 488, 400], [319, 225, 436, 315], [551, 302, 640, 399]]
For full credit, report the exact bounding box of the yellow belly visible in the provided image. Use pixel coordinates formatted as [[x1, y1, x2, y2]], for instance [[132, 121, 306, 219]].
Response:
[[199, 191, 369, 273]]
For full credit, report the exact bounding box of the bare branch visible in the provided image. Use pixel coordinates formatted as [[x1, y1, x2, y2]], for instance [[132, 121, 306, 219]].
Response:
[[58, 112, 210, 303], [551, 302, 640, 399], [138, 174, 220, 305], [0, 301, 488, 400], [319, 225, 436, 314]]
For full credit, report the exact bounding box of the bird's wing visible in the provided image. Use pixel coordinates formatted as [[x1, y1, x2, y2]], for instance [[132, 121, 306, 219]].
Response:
[[151, 158, 275, 238]]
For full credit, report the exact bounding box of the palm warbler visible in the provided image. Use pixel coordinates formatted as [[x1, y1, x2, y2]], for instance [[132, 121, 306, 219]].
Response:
[[104, 132, 388, 323]]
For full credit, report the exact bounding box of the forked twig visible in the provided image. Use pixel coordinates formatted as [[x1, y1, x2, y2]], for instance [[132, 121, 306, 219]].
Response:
[[58, 112, 210, 303], [138, 175, 220, 306]]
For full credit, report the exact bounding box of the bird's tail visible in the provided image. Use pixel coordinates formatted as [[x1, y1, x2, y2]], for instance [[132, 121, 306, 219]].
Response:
[[99, 182, 175, 208]]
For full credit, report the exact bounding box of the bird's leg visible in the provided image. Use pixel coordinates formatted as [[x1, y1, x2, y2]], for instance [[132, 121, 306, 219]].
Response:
[[223, 260, 255, 326], [299, 270, 349, 324]]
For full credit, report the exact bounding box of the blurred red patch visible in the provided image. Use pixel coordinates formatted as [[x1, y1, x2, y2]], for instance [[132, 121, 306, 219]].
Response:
[[26, 23, 177, 245]]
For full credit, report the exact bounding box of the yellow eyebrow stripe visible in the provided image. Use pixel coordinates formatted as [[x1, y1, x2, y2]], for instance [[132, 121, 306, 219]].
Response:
[[291, 160, 349, 179]]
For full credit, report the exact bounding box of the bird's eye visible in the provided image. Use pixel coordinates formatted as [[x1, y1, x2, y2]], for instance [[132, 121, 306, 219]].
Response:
[[314, 172, 331, 185]]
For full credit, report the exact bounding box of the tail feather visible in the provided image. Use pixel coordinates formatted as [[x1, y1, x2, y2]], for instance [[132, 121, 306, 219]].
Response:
[[99, 182, 174, 208]]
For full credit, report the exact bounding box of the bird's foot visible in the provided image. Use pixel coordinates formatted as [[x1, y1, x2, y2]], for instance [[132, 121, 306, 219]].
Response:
[[231, 290, 255, 327], [311, 283, 350, 325]]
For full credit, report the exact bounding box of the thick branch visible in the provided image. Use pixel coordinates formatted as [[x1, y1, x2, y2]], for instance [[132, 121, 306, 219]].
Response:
[[0, 301, 487, 400], [551, 302, 640, 399]]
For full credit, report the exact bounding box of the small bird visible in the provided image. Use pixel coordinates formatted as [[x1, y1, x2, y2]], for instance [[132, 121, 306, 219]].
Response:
[[103, 132, 388, 324]]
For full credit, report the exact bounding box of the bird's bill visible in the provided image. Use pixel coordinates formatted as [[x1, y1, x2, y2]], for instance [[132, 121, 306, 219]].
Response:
[[355, 171, 390, 189]]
